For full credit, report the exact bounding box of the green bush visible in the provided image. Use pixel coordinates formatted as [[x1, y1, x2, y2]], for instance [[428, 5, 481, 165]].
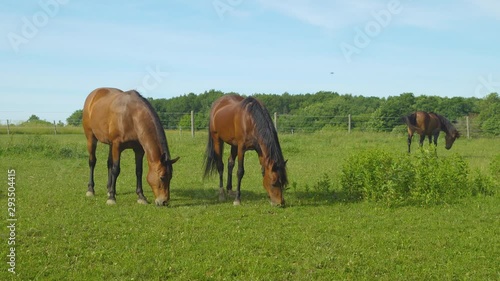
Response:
[[340, 149, 414, 205], [490, 154, 500, 181], [0, 135, 86, 159], [469, 169, 497, 197], [340, 149, 479, 206]]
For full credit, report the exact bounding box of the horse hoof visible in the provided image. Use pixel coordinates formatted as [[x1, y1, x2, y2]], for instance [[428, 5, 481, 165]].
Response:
[[233, 200, 241, 206], [86, 191, 95, 197], [106, 199, 116, 205], [137, 199, 148, 205]]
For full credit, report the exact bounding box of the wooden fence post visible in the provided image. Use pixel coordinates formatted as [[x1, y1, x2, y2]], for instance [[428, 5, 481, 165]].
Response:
[[7, 120, 10, 135], [191, 110, 195, 138], [53, 121, 57, 135], [348, 114, 351, 133], [466, 116, 470, 139]]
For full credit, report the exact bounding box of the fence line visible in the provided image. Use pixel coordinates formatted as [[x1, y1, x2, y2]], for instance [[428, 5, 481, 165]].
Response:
[[0, 114, 489, 138]]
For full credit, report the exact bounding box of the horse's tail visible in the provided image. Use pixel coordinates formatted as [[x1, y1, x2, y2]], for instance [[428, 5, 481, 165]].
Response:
[[404, 112, 424, 135], [203, 125, 218, 179]]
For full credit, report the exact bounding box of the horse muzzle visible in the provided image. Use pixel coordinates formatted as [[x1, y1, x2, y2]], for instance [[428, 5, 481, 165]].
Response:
[[270, 199, 285, 208], [155, 198, 169, 206]]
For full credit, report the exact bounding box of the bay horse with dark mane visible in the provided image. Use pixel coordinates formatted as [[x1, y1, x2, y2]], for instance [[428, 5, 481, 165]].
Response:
[[203, 95, 288, 206], [83, 87, 179, 206], [405, 111, 460, 153]]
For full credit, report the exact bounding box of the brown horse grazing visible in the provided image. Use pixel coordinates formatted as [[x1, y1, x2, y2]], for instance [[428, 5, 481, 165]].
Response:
[[203, 95, 288, 206], [83, 87, 179, 206], [405, 111, 460, 153]]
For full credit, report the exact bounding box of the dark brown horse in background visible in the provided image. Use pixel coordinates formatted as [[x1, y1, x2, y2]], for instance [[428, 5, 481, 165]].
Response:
[[203, 95, 288, 206], [83, 87, 179, 206], [405, 111, 460, 153]]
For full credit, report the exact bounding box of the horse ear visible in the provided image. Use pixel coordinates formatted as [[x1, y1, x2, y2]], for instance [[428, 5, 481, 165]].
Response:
[[169, 156, 180, 165], [161, 153, 179, 165], [284, 159, 288, 167]]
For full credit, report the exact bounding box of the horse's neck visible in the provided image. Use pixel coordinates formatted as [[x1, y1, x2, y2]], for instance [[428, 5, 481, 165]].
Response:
[[440, 121, 452, 135], [255, 137, 273, 167], [139, 134, 165, 164]]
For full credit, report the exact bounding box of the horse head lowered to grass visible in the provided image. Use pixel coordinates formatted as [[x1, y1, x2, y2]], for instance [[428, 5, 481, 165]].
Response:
[[83, 87, 179, 206], [203, 94, 288, 206], [405, 111, 460, 153]]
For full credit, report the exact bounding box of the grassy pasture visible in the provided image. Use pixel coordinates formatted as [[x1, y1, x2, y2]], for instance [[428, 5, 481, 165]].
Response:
[[0, 131, 499, 280]]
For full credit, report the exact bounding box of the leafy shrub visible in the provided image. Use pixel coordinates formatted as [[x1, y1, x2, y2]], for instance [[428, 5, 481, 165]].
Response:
[[313, 173, 332, 193], [469, 169, 497, 196], [1, 135, 86, 159], [490, 154, 500, 181], [340, 149, 477, 206], [340, 149, 414, 205], [410, 151, 470, 205]]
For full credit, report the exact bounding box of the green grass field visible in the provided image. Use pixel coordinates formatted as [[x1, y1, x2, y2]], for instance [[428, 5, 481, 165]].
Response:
[[1, 131, 499, 280]]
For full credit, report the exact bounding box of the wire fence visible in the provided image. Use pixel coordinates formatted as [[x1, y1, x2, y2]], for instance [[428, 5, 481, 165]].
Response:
[[0, 113, 490, 138]]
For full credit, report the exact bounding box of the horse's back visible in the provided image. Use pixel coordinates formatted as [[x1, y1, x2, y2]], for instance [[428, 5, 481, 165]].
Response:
[[407, 111, 440, 136], [83, 88, 139, 143], [209, 95, 249, 145]]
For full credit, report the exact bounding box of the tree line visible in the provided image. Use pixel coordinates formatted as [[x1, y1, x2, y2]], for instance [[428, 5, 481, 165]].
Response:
[[65, 90, 499, 135]]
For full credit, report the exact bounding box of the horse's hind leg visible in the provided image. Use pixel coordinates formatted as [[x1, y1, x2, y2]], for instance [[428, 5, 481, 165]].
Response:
[[213, 138, 225, 201], [134, 146, 148, 204], [407, 132, 413, 153], [106, 143, 121, 205], [106, 145, 113, 193], [86, 136, 97, 197]]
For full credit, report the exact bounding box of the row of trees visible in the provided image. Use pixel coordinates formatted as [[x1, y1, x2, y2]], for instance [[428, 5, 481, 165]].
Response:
[[66, 90, 500, 135]]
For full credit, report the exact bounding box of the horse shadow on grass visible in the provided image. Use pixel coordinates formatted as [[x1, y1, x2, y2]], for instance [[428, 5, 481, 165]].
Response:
[[114, 187, 360, 207], [285, 189, 362, 207], [171, 188, 361, 208], [170, 187, 268, 207]]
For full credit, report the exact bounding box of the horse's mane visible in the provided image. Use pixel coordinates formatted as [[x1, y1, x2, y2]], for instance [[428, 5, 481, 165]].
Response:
[[434, 113, 459, 136], [241, 97, 288, 186], [127, 90, 171, 159]]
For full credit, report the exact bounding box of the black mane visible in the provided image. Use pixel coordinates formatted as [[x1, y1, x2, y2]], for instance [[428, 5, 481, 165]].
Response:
[[435, 113, 458, 136], [127, 90, 171, 159], [241, 97, 288, 186]]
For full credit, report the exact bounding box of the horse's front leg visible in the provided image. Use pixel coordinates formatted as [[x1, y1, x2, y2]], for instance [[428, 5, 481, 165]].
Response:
[[432, 133, 439, 155], [134, 146, 148, 204], [234, 147, 245, 206], [226, 145, 237, 197]]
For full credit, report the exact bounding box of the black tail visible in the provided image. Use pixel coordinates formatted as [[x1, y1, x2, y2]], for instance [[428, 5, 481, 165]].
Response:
[[404, 112, 417, 127], [203, 126, 218, 179], [404, 112, 421, 132]]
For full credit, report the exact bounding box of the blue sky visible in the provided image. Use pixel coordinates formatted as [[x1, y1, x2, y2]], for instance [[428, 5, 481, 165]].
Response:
[[1, 0, 499, 123]]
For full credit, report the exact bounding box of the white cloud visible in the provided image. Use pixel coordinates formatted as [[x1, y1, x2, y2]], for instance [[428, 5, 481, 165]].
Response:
[[256, 0, 383, 30], [469, 0, 500, 19], [255, 0, 500, 31]]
